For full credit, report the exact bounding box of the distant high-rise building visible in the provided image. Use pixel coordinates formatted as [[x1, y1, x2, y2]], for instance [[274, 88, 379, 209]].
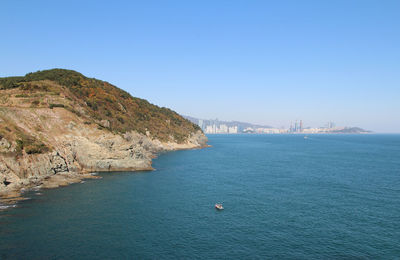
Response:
[[327, 121, 335, 129], [228, 126, 238, 134], [300, 120, 303, 132], [218, 124, 228, 133], [205, 125, 213, 134]]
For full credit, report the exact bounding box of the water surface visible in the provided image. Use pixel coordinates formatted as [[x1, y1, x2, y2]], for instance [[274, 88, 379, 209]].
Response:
[[1, 134, 399, 259]]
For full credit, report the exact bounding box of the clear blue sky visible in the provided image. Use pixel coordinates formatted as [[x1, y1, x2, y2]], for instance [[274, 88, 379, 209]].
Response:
[[1, 0, 399, 132]]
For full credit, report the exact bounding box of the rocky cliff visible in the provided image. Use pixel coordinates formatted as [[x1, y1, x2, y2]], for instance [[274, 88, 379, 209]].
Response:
[[0, 69, 207, 203]]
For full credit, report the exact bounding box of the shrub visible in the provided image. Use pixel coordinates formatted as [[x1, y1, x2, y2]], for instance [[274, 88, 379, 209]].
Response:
[[49, 103, 65, 109], [25, 143, 49, 154], [117, 116, 125, 124], [0, 76, 25, 89], [16, 139, 24, 153], [15, 136, 49, 155], [86, 100, 98, 111], [15, 94, 29, 98], [65, 107, 81, 117]]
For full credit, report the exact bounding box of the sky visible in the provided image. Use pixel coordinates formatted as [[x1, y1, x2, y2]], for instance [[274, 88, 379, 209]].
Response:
[[1, 0, 399, 132]]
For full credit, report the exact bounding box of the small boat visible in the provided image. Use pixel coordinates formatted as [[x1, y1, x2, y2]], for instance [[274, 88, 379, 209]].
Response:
[[215, 203, 224, 210], [304, 136, 308, 139]]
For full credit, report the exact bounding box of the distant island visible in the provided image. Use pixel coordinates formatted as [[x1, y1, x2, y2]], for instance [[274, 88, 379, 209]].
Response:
[[185, 116, 371, 134]]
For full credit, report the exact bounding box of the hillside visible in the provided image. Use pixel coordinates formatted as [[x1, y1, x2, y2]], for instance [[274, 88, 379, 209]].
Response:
[[0, 69, 207, 202], [329, 127, 371, 134], [0, 69, 200, 146]]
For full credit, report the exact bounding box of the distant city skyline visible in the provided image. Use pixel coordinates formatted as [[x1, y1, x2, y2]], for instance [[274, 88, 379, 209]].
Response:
[[1, 1, 399, 132], [186, 116, 369, 134]]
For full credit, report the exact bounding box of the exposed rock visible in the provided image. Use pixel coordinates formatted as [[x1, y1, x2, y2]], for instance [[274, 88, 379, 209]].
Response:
[[0, 137, 14, 153], [99, 119, 110, 128], [118, 103, 127, 113], [0, 106, 207, 201], [50, 152, 69, 174]]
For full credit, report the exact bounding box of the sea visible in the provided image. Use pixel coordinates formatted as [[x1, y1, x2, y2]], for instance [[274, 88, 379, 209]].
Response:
[[0, 134, 399, 259]]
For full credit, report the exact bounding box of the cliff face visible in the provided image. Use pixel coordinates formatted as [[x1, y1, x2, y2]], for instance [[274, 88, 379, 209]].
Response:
[[0, 69, 207, 200]]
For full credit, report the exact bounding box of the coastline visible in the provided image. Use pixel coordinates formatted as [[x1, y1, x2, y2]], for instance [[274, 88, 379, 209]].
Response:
[[0, 138, 209, 209], [0, 110, 208, 206]]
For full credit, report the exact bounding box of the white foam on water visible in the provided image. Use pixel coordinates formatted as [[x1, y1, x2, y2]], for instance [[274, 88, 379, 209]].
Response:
[[0, 204, 17, 210]]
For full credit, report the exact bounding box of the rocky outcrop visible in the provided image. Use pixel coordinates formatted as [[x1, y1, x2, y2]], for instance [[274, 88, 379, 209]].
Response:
[[0, 69, 208, 205], [0, 106, 207, 202]]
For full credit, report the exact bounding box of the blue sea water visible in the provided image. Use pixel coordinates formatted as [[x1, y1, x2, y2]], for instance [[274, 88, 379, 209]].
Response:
[[0, 134, 399, 259]]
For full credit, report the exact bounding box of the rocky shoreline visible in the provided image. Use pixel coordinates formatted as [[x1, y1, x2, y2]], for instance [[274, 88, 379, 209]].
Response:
[[0, 121, 208, 208], [0, 141, 208, 208]]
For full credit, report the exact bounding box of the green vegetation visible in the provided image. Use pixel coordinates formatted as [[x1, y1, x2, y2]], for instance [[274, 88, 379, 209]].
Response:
[[0, 119, 49, 156], [15, 94, 29, 98], [31, 100, 40, 106], [25, 142, 49, 154], [0, 76, 25, 89], [0, 69, 201, 142], [49, 103, 65, 109], [15, 136, 49, 155]]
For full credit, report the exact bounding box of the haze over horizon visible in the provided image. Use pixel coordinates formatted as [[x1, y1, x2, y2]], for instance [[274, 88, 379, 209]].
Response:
[[1, 1, 399, 133]]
